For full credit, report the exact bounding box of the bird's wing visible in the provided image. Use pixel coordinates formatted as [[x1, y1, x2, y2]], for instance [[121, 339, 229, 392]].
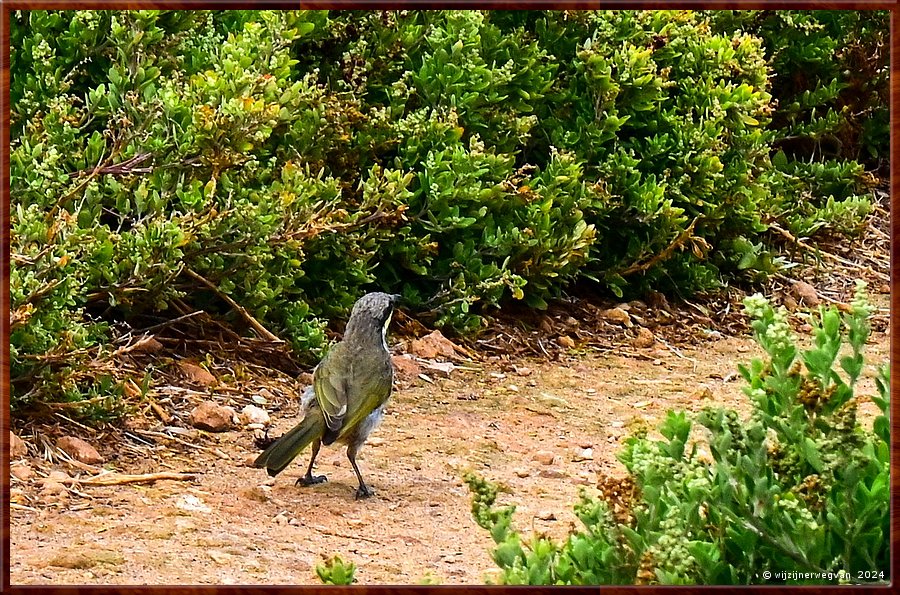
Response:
[[313, 344, 349, 432]]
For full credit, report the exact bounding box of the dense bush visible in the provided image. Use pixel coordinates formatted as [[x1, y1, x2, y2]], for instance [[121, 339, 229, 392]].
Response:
[[709, 10, 887, 238], [9, 10, 887, 412], [466, 282, 889, 585]]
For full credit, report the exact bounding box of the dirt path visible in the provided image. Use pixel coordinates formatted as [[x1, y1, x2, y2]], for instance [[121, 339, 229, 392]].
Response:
[[10, 300, 889, 585]]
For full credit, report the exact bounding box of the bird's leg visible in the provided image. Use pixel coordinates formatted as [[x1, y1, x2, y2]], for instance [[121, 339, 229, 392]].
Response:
[[347, 443, 374, 499], [295, 437, 327, 486]]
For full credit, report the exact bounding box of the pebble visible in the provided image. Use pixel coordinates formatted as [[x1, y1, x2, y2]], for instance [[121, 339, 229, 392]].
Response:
[[10, 432, 27, 458], [240, 404, 270, 426], [11, 464, 34, 482], [179, 361, 217, 386], [57, 436, 104, 465], [189, 401, 236, 432], [532, 451, 555, 465], [557, 335, 576, 349], [572, 448, 593, 462]]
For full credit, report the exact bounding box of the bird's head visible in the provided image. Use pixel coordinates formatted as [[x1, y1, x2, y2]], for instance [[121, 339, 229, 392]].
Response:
[[344, 292, 401, 345]]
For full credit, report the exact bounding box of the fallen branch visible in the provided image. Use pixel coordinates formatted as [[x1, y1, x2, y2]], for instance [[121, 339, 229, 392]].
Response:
[[768, 223, 890, 282], [68, 152, 154, 178], [62, 471, 200, 486], [182, 267, 283, 343], [619, 217, 702, 277]]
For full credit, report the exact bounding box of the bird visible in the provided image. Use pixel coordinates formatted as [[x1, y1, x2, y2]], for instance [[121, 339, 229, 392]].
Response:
[[253, 292, 400, 499]]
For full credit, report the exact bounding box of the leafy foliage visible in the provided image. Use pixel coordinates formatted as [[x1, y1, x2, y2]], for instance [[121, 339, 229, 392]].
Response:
[[466, 282, 889, 585], [316, 555, 357, 585], [9, 10, 886, 414]]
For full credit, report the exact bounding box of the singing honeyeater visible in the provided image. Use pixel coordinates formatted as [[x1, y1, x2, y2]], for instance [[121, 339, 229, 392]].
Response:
[[253, 292, 400, 499]]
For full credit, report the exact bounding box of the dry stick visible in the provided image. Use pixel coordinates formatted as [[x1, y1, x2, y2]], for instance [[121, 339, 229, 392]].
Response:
[[115, 310, 206, 342], [10, 503, 39, 512], [135, 429, 221, 457], [60, 471, 200, 486], [768, 223, 890, 282], [619, 217, 701, 277], [182, 267, 284, 343], [110, 335, 164, 357]]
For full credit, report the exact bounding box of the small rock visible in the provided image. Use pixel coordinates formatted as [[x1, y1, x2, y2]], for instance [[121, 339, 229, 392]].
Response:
[[602, 307, 633, 327], [410, 330, 461, 360], [535, 511, 556, 521], [240, 405, 270, 426], [367, 436, 385, 447], [532, 450, 556, 465], [391, 355, 423, 379], [572, 448, 593, 462], [189, 401, 236, 432], [423, 361, 455, 378], [633, 401, 650, 409], [557, 335, 576, 349], [11, 464, 34, 482], [243, 455, 260, 467], [47, 470, 71, 482], [240, 486, 269, 503], [507, 384, 520, 393], [273, 512, 289, 525], [514, 468, 531, 478], [513, 365, 532, 377], [288, 517, 300, 526], [10, 432, 27, 458], [130, 336, 164, 354], [40, 480, 68, 496], [610, 420, 625, 429], [538, 468, 567, 479], [175, 494, 211, 513], [792, 281, 820, 306], [632, 327, 656, 349], [57, 436, 104, 465], [178, 361, 217, 386], [251, 392, 269, 405]]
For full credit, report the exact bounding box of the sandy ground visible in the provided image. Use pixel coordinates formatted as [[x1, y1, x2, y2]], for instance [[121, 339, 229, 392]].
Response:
[[9, 297, 889, 585]]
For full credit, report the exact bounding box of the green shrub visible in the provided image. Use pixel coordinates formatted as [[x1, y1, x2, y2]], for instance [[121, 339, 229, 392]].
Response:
[[709, 10, 889, 165], [466, 282, 889, 585], [708, 10, 885, 240], [316, 555, 357, 585], [9, 10, 888, 413]]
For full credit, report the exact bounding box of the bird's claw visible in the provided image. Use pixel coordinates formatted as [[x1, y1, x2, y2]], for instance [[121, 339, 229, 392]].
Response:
[[296, 474, 328, 487], [355, 485, 375, 500]]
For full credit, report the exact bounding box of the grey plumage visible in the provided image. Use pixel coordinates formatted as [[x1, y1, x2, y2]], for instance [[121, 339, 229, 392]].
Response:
[[253, 292, 399, 499]]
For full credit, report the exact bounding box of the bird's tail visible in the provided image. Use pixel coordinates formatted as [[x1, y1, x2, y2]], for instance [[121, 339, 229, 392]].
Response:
[[253, 409, 324, 477]]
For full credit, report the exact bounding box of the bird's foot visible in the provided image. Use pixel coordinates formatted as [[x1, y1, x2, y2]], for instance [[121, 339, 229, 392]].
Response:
[[354, 484, 375, 500], [296, 474, 328, 487]]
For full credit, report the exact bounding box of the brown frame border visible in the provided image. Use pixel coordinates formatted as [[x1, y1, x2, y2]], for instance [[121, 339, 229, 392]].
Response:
[[1, 2, 895, 592]]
